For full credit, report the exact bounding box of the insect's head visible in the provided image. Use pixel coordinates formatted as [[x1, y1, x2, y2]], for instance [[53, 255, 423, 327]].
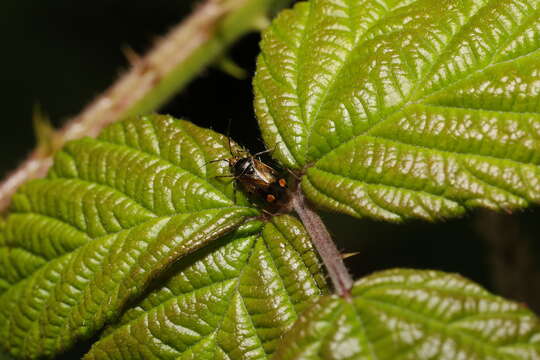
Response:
[[203, 137, 248, 170], [230, 156, 255, 178]]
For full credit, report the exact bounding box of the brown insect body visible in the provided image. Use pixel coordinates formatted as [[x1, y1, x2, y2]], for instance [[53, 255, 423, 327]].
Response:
[[228, 155, 289, 208]]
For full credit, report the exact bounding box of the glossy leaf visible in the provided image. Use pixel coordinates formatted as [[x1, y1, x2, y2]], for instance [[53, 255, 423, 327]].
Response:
[[84, 215, 327, 360], [273, 269, 540, 360], [254, 0, 540, 221], [0, 115, 258, 358]]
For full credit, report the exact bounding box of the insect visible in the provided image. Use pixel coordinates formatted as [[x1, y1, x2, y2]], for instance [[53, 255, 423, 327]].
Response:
[[210, 138, 290, 209]]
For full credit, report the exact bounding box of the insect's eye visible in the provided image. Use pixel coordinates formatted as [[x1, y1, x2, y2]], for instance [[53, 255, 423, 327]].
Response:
[[266, 194, 276, 203], [278, 178, 287, 188]]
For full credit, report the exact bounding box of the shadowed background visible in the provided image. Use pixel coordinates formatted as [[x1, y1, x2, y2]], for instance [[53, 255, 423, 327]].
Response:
[[1, 3, 539, 356]]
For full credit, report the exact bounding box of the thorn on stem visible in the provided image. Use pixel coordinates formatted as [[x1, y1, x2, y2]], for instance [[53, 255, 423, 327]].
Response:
[[216, 56, 247, 79], [32, 104, 55, 154]]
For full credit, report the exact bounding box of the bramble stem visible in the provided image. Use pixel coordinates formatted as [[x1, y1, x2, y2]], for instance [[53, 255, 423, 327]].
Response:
[[291, 184, 353, 298], [0, 0, 291, 213]]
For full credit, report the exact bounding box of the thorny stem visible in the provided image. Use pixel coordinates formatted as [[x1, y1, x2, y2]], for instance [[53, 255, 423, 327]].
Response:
[[291, 184, 353, 298], [0, 0, 291, 213]]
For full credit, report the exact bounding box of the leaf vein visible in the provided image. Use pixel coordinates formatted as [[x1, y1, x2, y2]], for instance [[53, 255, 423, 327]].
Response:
[[310, 167, 455, 214], [357, 297, 531, 356], [95, 137, 230, 203]]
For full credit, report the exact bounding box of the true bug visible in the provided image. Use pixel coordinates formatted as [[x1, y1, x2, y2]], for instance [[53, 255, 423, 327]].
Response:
[[210, 137, 290, 210]]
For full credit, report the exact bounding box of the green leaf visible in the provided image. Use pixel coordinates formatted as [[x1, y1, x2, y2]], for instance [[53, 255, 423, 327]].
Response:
[[273, 269, 540, 360], [254, 0, 540, 221], [84, 215, 327, 360], [0, 115, 259, 359]]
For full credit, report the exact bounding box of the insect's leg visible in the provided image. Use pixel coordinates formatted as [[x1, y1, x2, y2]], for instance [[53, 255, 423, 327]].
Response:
[[206, 159, 228, 164], [286, 168, 301, 180], [215, 175, 235, 178], [252, 148, 274, 157], [259, 208, 277, 221], [200, 158, 228, 170], [253, 141, 283, 158]]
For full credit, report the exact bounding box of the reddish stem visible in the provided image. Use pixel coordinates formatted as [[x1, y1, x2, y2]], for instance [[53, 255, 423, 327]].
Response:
[[291, 184, 353, 298]]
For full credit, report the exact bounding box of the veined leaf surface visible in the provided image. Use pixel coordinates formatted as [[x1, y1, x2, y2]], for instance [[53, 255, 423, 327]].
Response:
[[254, 0, 540, 221], [0, 115, 260, 358], [85, 215, 327, 360], [273, 269, 540, 360]]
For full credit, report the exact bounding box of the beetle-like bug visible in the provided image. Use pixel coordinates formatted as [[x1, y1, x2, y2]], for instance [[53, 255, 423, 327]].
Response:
[[227, 154, 289, 207], [211, 138, 290, 210]]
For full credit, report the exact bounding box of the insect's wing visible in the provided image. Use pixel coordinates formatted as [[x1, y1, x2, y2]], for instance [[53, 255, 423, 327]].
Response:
[[252, 160, 278, 184]]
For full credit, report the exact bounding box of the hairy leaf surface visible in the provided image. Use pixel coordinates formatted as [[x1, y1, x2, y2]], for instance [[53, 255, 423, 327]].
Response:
[[254, 0, 540, 221], [85, 215, 327, 360], [0, 115, 259, 358], [273, 269, 540, 360]]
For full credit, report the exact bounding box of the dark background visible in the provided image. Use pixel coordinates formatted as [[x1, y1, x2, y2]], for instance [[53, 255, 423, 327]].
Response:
[[1, 2, 540, 357]]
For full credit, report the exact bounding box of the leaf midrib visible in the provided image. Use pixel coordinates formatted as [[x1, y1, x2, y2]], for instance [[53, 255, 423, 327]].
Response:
[[356, 296, 534, 357], [306, 0, 540, 169], [310, 146, 527, 208], [94, 136, 235, 206], [97, 241, 260, 359], [309, 52, 540, 197], [93, 231, 309, 360], [302, 0, 414, 158], [45, 209, 249, 355], [0, 207, 250, 328]]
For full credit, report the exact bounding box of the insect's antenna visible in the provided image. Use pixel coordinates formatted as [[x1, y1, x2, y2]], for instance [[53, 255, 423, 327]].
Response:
[[253, 141, 283, 158], [199, 158, 228, 169], [252, 148, 274, 157], [226, 119, 234, 156]]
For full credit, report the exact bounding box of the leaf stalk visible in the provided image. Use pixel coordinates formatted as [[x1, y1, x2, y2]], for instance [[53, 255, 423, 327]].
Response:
[[291, 184, 353, 298]]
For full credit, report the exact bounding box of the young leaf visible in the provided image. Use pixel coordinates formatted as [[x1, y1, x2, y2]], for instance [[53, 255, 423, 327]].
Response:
[[254, 0, 540, 221], [273, 269, 540, 360], [84, 215, 327, 360], [0, 115, 258, 359]]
